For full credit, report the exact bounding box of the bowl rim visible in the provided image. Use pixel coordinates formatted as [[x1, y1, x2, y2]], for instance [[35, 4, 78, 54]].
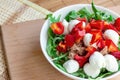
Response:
[[40, 4, 120, 80]]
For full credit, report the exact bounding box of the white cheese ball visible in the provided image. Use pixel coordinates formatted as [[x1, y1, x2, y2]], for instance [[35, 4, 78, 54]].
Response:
[[63, 59, 79, 73], [83, 33, 93, 46], [104, 29, 119, 46], [104, 54, 118, 72], [84, 63, 100, 78], [82, 21, 86, 28], [68, 20, 80, 32], [89, 51, 106, 69], [62, 19, 69, 35]]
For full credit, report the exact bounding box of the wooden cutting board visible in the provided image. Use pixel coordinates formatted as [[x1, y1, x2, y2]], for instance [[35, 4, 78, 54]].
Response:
[[1, 6, 120, 80]]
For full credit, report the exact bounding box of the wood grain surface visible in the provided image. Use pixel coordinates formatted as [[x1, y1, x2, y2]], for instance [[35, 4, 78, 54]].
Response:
[[1, 6, 120, 80], [1, 19, 71, 80], [30, 0, 120, 11]]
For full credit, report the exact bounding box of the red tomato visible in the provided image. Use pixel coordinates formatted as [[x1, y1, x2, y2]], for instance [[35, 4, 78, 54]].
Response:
[[90, 19, 104, 30], [65, 34, 75, 47], [74, 30, 85, 43], [71, 21, 84, 34], [50, 22, 64, 35], [74, 54, 87, 67], [56, 41, 67, 53], [111, 51, 120, 60], [96, 39, 106, 50], [85, 46, 96, 58], [85, 23, 91, 33], [104, 22, 118, 33], [105, 39, 118, 53], [71, 21, 91, 34], [77, 18, 87, 22], [114, 18, 120, 31]]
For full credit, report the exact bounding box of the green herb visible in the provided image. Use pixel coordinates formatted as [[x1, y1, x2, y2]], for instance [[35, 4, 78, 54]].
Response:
[[77, 7, 91, 21], [53, 53, 68, 61], [92, 2, 99, 20], [45, 14, 52, 19], [71, 68, 88, 78], [55, 63, 67, 72], [65, 10, 78, 22], [46, 14, 61, 23]]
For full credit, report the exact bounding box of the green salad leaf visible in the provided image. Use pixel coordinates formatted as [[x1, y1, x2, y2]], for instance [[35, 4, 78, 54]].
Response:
[[65, 10, 78, 22], [77, 7, 91, 21], [46, 14, 61, 23]]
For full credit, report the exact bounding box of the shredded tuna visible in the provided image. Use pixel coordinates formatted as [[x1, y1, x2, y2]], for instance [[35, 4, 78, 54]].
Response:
[[100, 46, 108, 55], [68, 43, 86, 59]]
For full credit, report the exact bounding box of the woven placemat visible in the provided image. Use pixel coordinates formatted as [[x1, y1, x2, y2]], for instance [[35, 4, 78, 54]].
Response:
[[0, 0, 51, 79], [0, 0, 51, 25]]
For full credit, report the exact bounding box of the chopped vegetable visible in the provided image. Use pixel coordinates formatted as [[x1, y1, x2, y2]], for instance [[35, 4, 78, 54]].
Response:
[[105, 39, 118, 52], [65, 34, 75, 47], [90, 30, 102, 44], [74, 54, 87, 67], [90, 19, 104, 30], [56, 41, 67, 53], [114, 18, 120, 31], [50, 22, 64, 35], [111, 51, 120, 60]]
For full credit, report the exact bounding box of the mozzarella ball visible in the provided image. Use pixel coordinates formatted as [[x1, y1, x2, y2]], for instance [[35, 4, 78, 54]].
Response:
[[89, 51, 106, 69], [104, 29, 119, 46], [63, 59, 79, 73], [84, 63, 100, 78], [82, 21, 86, 28], [62, 19, 69, 34], [68, 20, 80, 32], [104, 54, 118, 72], [83, 33, 93, 46]]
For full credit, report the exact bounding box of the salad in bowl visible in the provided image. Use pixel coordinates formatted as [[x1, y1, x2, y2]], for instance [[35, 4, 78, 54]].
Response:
[[40, 2, 120, 80]]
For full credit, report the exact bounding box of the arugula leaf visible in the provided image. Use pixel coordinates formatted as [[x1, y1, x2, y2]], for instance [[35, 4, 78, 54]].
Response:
[[92, 2, 101, 20], [107, 15, 114, 22], [55, 63, 67, 72], [71, 69, 87, 78], [52, 53, 68, 61], [65, 10, 78, 22], [45, 14, 52, 19], [77, 7, 91, 21], [46, 14, 61, 23]]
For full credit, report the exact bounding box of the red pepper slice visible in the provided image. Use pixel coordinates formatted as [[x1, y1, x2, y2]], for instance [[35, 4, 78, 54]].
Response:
[[77, 18, 87, 22], [74, 30, 85, 43], [50, 22, 64, 35], [74, 54, 87, 67], [105, 39, 118, 53], [90, 19, 104, 30], [85, 46, 96, 58], [56, 41, 67, 53], [71, 21, 84, 34], [96, 39, 106, 50], [85, 23, 91, 33], [104, 22, 118, 33], [90, 30, 102, 44], [111, 51, 120, 60], [65, 34, 75, 47], [114, 17, 120, 31]]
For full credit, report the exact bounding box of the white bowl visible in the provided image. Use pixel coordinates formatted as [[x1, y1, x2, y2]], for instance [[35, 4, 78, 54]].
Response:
[[40, 4, 120, 80]]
